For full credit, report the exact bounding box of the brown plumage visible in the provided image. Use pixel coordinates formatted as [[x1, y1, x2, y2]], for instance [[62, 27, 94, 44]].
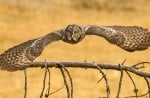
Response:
[[0, 30, 63, 71], [64, 25, 150, 52]]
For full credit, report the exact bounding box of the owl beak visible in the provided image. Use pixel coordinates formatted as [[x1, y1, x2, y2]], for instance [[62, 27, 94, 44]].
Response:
[[72, 31, 77, 41], [72, 31, 75, 38]]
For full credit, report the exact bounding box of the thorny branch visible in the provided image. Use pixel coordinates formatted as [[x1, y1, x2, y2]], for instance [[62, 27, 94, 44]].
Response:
[[116, 64, 124, 98], [144, 78, 150, 98], [122, 77, 150, 98], [125, 71, 138, 98], [30, 61, 150, 78], [58, 64, 70, 98], [115, 59, 126, 98], [49, 85, 65, 95], [45, 68, 51, 98], [93, 63, 110, 98], [23, 61, 150, 98], [59, 63, 73, 98], [57, 63, 73, 98], [40, 62, 49, 98], [24, 69, 27, 98]]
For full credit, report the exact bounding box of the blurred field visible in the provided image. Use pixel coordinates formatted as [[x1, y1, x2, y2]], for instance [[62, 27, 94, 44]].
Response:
[[0, 0, 150, 98]]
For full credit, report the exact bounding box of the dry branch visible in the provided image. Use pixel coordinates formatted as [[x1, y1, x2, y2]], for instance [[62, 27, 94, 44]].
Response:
[[125, 71, 138, 97], [24, 69, 27, 98], [116, 64, 124, 98], [59, 65, 70, 98], [40, 62, 49, 98], [93, 63, 110, 98], [144, 78, 150, 98], [30, 61, 150, 78], [57, 63, 74, 98], [25, 61, 150, 98], [49, 85, 64, 95], [45, 68, 51, 98]]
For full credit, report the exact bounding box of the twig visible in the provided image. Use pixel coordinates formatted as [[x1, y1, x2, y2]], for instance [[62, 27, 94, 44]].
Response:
[[64, 68, 73, 98], [28, 61, 150, 97], [30, 62, 150, 78], [121, 76, 150, 98], [24, 69, 27, 98], [50, 85, 65, 95], [116, 59, 126, 98], [122, 91, 149, 98], [58, 64, 70, 98], [144, 78, 150, 98], [132, 62, 150, 68], [97, 76, 104, 83], [45, 68, 51, 98], [116, 64, 123, 98], [125, 71, 138, 98], [93, 63, 110, 98], [58, 63, 73, 98], [40, 62, 48, 98]]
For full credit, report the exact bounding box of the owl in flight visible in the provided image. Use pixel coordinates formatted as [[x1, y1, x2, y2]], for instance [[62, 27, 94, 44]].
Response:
[[63, 24, 150, 52], [0, 25, 149, 71]]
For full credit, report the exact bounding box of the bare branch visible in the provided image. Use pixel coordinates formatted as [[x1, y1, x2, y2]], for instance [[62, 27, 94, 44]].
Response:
[[40, 62, 48, 98], [116, 59, 126, 98], [58, 64, 70, 98], [132, 62, 150, 68], [122, 91, 149, 98], [25, 61, 150, 97], [24, 69, 27, 98], [144, 78, 150, 98], [30, 61, 150, 78], [93, 63, 110, 98], [59, 63, 74, 98], [120, 75, 150, 98], [45, 68, 51, 98], [49, 85, 65, 95], [97, 76, 104, 83], [116, 64, 124, 98], [125, 71, 138, 98]]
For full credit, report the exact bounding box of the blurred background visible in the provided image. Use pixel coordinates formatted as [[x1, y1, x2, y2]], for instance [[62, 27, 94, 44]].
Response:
[[0, 0, 150, 98]]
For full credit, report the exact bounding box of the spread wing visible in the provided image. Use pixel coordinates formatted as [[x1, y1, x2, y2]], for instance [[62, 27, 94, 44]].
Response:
[[0, 30, 63, 71], [85, 25, 150, 52]]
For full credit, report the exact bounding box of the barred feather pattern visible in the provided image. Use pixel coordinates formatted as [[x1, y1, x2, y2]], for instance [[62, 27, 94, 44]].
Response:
[[0, 31, 62, 71], [0, 39, 43, 71], [86, 26, 150, 52]]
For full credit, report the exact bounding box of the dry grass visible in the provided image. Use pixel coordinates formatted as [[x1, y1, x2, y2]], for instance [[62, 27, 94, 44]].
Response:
[[72, 0, 150, 12], [0, 0, 150, 98]]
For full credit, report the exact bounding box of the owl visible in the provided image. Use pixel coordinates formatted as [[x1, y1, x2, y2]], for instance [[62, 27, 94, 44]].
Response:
[[0, 24, 149, 71]]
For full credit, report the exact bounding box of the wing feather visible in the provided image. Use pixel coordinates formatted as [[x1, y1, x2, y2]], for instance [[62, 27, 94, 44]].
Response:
[[86, 25, 150, 52], [0, 30, 63, 71]]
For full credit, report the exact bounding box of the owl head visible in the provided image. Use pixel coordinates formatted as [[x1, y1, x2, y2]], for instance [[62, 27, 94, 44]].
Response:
[[62, 24, 85, 44]]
